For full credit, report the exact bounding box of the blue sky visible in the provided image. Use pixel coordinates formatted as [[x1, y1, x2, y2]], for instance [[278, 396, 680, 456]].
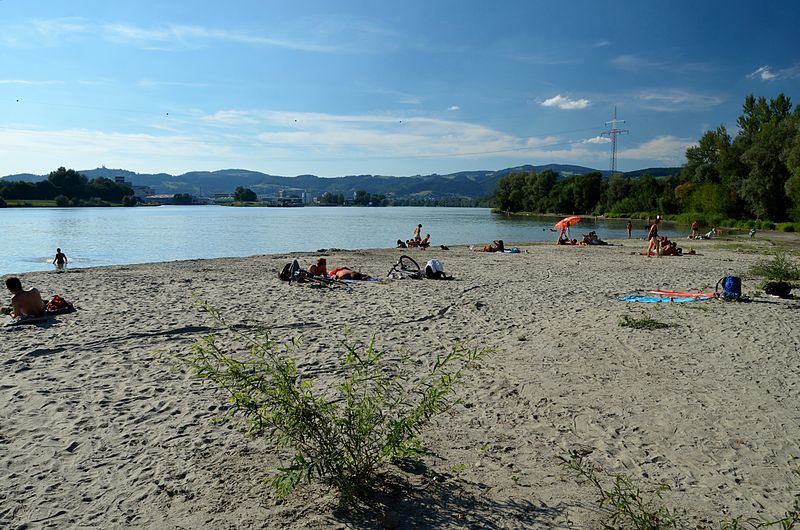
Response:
[[1, 1, 798, 177]]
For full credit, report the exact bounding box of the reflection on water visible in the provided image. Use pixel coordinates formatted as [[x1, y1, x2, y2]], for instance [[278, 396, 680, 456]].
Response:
[[0, 206, 682, 274]]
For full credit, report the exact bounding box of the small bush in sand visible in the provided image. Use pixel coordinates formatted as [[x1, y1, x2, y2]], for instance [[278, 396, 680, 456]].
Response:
[[749, 250, 800, 285], [560, 449, 682, 530], [561, 449, 800, 530], [181, 304, 487, 507]]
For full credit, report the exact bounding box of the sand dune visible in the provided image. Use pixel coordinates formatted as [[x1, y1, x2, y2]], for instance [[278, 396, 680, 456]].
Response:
[[2, 237, 799, 528]]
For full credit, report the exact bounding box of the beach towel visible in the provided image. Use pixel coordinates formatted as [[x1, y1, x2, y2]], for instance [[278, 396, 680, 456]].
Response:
[[618, 294, 714, 303]]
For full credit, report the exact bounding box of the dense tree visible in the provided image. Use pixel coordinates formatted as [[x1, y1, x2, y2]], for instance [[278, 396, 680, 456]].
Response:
[[48, 167, 89, 198], [172, 193, 194, 205], [233, 186, 258, 202], [492, 93, 800, 223]]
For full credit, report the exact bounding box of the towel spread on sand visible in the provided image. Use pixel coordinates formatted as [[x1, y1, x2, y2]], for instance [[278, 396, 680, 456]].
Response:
[[618, 294, 714, 303]]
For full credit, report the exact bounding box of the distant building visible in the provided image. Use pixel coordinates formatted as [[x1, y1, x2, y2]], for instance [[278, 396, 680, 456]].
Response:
[[113, 175, 153, 200]]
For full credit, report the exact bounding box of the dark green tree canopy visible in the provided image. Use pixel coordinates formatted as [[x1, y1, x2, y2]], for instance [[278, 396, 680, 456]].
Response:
[[493, 93, 800, 223]]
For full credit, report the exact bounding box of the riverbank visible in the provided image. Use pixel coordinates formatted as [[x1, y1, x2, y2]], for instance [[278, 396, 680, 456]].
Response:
[[2, 237, 799, 528]]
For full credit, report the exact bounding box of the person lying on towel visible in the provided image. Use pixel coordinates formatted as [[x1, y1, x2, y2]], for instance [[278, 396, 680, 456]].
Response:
[[329, 267, 370, 281]]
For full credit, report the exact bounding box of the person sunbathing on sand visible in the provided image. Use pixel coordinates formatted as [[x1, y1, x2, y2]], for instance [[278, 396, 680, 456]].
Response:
[[396, 239, 407, 248], [5, 277, 45, 318], [329, 267, 369, 281], [308, 257, 327, 277], [483, 239, 505, 252]]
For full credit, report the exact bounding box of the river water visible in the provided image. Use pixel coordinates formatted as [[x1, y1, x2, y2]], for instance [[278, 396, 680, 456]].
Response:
[[0, 206, 679, 274]]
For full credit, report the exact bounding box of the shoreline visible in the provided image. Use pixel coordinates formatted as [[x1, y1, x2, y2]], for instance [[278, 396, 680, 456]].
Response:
[[2, 238, 799, 528]]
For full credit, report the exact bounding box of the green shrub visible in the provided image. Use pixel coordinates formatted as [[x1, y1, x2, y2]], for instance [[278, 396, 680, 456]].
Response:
[[560, 450, 683, 529], [54, 194, 70, 207], [777, 223, 798, 233], [561, 450, 800, 530], [179, 305, 488, 506], [749, 251, 800, 283]]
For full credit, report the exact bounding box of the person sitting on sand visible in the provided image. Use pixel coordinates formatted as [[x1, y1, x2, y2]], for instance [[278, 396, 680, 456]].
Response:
[[53, 248, 68, 272], [419, 234, 431, 249], [308, 257, 327, 277], [329, 267, 369, 281], [483, 239, 505, 252], [396, 239, 407, 248], [5, 277, 45, 318], [557, 231, 570, 245]]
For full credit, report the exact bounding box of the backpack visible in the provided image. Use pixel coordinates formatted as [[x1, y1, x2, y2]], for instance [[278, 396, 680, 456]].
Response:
[[716, 275, 741, 300], [425, 259, 452, 280], [279, 259, 301, 282], [764, 281, 792, 298], [46, 295, 75, 315]]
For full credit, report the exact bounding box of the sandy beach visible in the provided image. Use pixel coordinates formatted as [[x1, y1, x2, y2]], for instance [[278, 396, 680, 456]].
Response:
[[2, 236, 799, 529]]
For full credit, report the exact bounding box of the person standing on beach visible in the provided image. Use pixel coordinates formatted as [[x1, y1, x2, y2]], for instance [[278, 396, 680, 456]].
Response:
[[689, 220, 700, 239], [413, 224, 422, 243], [645, 216, 661, 256], [626, 220, 633, 239], [53, 248, 68, 272]]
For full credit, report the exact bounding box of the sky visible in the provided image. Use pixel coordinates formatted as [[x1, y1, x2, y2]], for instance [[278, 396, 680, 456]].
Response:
[[1, 0, 799, 177]]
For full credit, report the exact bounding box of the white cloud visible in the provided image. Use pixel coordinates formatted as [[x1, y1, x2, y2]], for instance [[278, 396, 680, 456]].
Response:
[[541, 94, 590, 110], [748, 64, 800, 81], [618, 136, 693, 164], [635, 90, 724, 112], [612, 54, 712, 74], [448, 105, 460, 111], [584, 136, 611, 144], [0, 79, 63, 85]]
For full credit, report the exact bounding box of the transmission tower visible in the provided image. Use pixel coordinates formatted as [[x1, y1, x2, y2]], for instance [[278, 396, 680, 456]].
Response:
[[601, 106, 628, 175]]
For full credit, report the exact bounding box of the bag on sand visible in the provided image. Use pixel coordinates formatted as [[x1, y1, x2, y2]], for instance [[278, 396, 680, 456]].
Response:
[[716, 275, 741, 300], [764, 281, 792, 298], [279, 259, 301, 282], [425, 259, 452, 280], [46, 295, 75, 315]]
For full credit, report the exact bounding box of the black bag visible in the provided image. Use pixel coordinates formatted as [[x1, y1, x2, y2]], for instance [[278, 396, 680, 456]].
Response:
[[764, 281, 792, 298], [279, 259, 301, 281]]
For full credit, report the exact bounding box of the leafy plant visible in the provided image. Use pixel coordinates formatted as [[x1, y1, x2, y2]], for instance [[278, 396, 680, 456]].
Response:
[[180, 304, 488, 506], [749, 251, 800, 284], [560, 449, 682, 530], [561, 450, 800, 530]]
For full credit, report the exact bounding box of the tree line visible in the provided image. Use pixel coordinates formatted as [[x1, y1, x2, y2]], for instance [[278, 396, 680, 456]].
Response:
[[0, 167, 136, 207], [495, 93, 800, 227]]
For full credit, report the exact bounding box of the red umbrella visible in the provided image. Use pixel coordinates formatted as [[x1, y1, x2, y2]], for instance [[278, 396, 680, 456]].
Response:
[[554, 216, 581, 230]]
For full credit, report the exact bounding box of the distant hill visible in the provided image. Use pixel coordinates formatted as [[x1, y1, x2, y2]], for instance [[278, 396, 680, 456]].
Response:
[[1, 164, 679, 199]]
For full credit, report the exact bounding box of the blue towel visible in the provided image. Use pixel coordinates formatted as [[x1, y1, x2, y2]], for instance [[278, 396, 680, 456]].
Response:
[[618, 295, 711, 303]]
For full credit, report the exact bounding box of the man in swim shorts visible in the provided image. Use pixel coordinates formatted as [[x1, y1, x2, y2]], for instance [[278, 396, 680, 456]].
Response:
[[5, 277, 46, 318]]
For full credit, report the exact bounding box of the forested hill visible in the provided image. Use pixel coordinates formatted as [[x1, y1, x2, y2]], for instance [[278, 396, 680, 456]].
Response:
[[1, 164, 680, 199]]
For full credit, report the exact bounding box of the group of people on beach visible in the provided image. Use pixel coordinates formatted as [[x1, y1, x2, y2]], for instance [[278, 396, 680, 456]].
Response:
[[397, 223, 431, 249], [557, 228, 607, 246]]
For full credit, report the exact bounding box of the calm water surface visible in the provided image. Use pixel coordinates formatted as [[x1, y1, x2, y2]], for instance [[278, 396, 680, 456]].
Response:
[[0, 206, 681, 274]]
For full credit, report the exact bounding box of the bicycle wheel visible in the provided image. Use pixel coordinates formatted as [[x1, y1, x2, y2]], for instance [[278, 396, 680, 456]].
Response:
[[398, 255, 420, 272]]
